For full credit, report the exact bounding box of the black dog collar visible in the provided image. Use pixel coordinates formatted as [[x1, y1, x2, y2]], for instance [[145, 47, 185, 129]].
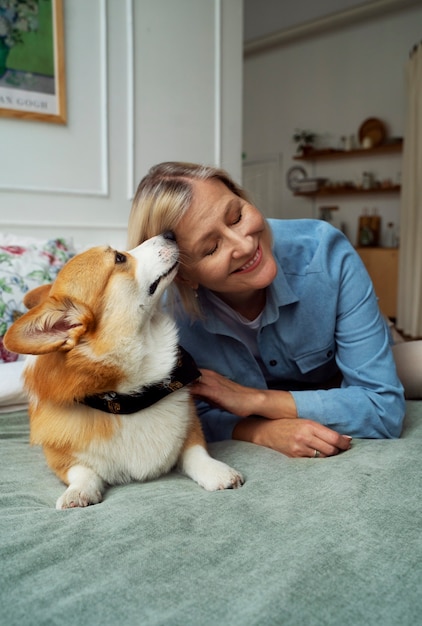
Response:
[[81, 346, 201, 415]]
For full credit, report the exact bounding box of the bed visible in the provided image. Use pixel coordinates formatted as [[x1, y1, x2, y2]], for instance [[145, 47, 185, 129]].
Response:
[[1, 234, 421, 626]]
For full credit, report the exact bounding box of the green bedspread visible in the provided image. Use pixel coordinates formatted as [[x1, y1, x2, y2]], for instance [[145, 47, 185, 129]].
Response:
[[1, 403, 421, 626]]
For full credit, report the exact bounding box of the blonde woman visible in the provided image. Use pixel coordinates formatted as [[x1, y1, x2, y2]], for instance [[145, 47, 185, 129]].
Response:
[[128, 162, 405, 458]]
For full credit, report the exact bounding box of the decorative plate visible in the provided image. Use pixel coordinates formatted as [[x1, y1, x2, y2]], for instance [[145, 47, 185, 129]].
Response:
[[358, 118, 386, 148], [286, 166, 307, 191]]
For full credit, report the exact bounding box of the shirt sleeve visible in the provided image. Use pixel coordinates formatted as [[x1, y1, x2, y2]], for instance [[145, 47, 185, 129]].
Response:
[[195, 398, 241, 442], [290, 232, 405, 439], [176, 221, 405, 442]]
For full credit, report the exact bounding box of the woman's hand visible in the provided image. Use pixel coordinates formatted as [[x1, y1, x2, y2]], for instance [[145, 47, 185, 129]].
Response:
[[233, 416, 352, 458], [190, 368, 352, 458], [190, 368, 297, 419]]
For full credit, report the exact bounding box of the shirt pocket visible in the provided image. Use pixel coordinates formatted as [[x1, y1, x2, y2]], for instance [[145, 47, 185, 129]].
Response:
[[294, 342, 336, 375]]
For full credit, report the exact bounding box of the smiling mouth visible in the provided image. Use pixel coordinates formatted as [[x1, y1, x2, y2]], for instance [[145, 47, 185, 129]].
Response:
[[233, 246, 262, 274]]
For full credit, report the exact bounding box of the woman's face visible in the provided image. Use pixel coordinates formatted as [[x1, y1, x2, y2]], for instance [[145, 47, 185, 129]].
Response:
[[174, 178, 277, 301]]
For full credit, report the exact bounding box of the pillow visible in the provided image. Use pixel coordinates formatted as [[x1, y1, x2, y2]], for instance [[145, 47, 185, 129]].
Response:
[[0, 234, 76, 364], [392, 340, 422, 399], [0, 360, 28, 411]]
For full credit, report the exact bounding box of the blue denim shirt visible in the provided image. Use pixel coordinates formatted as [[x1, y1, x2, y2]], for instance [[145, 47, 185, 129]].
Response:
[[175, 219, 405, 442]]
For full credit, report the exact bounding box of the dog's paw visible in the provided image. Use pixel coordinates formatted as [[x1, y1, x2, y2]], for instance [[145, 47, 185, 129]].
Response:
[[198, 459, 244, 491], [56, 465, 105, 509], [180, 445, 244, 491], [56, 486, 103, 510]]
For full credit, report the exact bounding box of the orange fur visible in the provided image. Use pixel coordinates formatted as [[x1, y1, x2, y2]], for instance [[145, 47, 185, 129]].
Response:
[[30, 401, 117, 483], [24, 351, 123, 405], [183, 399, 209, 449], [4, 239, 243, 508], [4, 246, 132, 483], [42, 444, 77, 484], [23, 283, 52, 309], [29, 400, 117, 449]]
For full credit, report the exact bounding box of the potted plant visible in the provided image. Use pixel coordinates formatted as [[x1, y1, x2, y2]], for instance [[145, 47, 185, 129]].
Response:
[[293, 129, 316, 155]]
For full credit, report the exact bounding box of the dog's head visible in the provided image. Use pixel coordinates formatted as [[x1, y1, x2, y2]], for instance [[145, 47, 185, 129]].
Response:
[[4, 232, 179, 356]]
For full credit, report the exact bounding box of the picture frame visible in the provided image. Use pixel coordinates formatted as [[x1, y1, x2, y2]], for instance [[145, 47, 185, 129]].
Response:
[[0, 0, 66, 124]]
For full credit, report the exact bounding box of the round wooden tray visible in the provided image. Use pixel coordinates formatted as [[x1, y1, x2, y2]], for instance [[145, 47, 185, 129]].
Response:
[[358, 118, 386, 148]]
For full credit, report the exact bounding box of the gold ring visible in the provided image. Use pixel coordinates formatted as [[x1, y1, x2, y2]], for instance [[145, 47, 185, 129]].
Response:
[[313, 449, 320, 458]]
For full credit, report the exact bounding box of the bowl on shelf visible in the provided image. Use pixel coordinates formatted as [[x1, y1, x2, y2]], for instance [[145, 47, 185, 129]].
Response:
[[358, 118, 386, 148]]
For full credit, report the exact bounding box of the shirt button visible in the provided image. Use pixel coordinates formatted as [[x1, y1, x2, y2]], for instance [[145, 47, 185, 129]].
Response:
[[269, 360, 277, 366], [327, 350, 333, 357]]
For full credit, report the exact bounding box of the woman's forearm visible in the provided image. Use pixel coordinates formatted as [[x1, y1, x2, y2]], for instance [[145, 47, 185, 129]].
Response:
[[232, 414, 353, 458], [232, 415, 269, 445], [190, 369, 298, 420], [252, 389, 298, 420]]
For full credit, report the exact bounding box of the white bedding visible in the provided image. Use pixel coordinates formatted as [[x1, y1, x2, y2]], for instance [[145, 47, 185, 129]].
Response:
[[0, 360, 28, 412], [0, 232, 78, 412]]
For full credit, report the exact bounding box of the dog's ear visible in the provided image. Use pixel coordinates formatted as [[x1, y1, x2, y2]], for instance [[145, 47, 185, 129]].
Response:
[[3, 297, 93, 355], [23, 283, 52, 309]]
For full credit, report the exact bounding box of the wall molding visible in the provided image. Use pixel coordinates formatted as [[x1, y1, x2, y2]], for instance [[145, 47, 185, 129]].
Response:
[[98, 0, 109, 196], [214, 0, 222, 167], [244, 0, 422, 57], [0, 0, 109, 197], [127, 0, 223, 196], [126, 0, 135, 200], [0, 220, 126, 231]]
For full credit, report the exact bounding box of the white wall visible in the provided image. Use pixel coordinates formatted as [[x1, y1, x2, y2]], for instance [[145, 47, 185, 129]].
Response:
[[243, 0, 378, 42], [242, 3, 422, 245], [0, 0, 243, 249]]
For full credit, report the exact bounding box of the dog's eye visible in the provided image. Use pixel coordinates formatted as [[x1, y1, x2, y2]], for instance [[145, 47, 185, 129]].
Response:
[[115, 252, 127, 264]]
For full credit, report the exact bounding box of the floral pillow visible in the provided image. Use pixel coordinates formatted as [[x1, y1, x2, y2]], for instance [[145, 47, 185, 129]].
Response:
[[0, 234, 76, 363]]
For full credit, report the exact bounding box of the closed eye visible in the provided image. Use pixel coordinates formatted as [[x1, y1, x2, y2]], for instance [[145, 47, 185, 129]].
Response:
[[205, 243, 218, 256], [233, 210, 242, 225], [205, 209, 242, 256], [115, 251, 127, 264]]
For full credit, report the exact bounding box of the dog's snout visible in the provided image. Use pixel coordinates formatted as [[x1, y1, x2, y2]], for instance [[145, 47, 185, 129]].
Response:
[[163, 231, 176, 242]]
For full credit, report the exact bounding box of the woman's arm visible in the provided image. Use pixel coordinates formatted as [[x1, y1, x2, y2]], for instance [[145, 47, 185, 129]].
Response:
[[182, 222, 405, 445], [190, 369, 298, 419], [287, 250, 405, 439], [233, 416, 352, 458], [191, 369, 352, 457]]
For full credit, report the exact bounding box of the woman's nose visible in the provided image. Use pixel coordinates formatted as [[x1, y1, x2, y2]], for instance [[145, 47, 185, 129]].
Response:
[[229, 230, 254, 258]]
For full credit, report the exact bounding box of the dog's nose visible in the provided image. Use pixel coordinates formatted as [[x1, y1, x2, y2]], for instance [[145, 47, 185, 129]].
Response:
[[163, 231, 176, 242]]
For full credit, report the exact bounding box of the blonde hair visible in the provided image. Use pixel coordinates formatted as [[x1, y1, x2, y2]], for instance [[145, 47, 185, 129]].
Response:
[[127, 162, 251, 316]]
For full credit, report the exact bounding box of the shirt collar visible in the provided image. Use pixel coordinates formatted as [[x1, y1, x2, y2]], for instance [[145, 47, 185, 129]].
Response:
[[198, 253, 299, 334], [263, 254, 299, 324]]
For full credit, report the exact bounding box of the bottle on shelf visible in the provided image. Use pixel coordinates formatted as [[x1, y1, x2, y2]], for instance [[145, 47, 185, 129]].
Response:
[[357, 208, 374, 247], [385, 222, 396, 248], [370, 208, 381, 246]]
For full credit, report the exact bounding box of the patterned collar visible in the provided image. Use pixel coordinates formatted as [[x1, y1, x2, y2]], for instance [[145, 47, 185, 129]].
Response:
[[81, 346, 200, 414]]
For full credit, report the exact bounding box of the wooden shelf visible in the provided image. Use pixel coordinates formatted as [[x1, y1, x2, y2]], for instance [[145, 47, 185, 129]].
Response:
[[294, 185, 401, 198], [294, 141, 403, 161]]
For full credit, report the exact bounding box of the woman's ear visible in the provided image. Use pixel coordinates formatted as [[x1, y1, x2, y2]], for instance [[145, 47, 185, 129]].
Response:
[[174, 271, 198, 291]]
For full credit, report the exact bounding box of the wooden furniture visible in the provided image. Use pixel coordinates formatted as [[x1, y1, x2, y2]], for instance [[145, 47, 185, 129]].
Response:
[[294, 186, 400, 198], [290, 142, 402, 318], [293, 141, 402, 197], [356, 247, 399, 319], [294, 142, 402, 160]]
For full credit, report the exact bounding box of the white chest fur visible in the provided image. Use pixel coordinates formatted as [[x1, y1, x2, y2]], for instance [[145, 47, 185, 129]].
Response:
[[77, 390, 191, 484]]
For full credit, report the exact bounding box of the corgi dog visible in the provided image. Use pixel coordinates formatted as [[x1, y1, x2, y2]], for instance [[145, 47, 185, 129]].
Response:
[[4, 232, 243, 509]]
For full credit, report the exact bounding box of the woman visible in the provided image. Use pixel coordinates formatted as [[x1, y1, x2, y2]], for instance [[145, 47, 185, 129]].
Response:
[[128, 162, 405, 458]]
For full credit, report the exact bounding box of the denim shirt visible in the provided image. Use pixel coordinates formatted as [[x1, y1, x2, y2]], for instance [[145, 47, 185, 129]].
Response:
[[175, 219, 405, 442]]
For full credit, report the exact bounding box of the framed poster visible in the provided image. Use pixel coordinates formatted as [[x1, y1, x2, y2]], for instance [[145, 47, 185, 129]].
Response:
[[0, 0, 66, 124]]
